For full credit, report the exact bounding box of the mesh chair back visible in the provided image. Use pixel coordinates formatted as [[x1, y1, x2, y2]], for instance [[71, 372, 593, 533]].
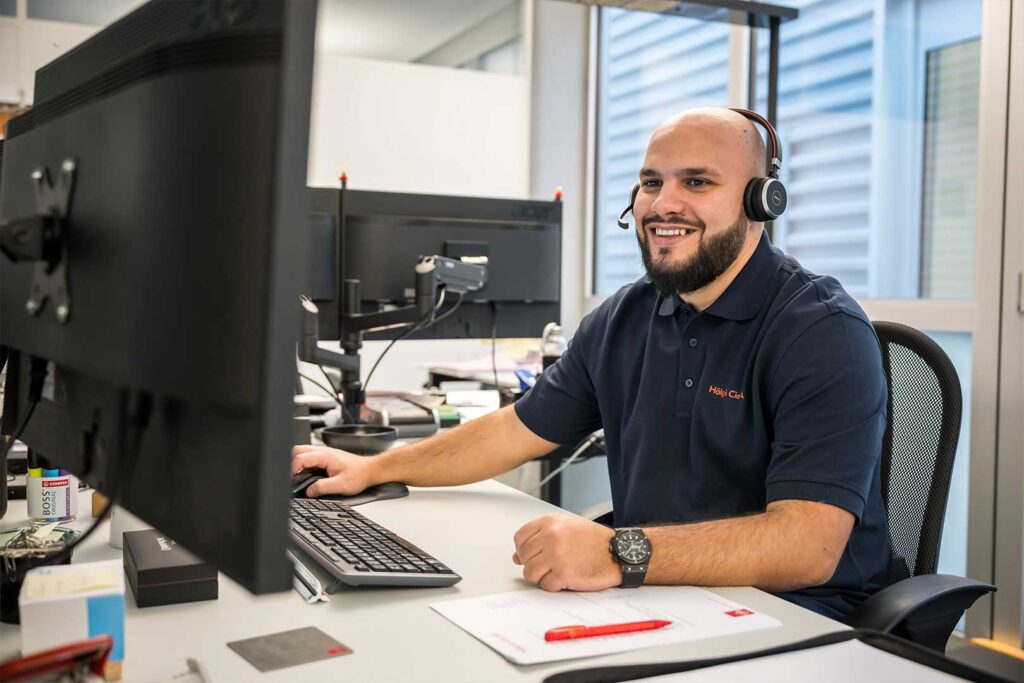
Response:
[[874, 321, 962, 585]]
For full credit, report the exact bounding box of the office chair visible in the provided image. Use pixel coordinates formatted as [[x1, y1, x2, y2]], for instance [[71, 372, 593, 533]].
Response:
[[843, 321, 994, 651], [584, 321, 994, 652]]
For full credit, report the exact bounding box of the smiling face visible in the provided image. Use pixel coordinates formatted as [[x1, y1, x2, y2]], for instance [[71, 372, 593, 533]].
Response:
[[634, 109, 765, 296]]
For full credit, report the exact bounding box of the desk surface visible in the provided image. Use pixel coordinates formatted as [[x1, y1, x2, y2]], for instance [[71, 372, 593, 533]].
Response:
[[0, 482, 846, 682]]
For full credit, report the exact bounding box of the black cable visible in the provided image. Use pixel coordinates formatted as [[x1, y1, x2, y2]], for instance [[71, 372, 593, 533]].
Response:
[[0, 400, 36, 463], [22, 393, 153, 576], [317, 365, 354, 423], [1, 358, 47, 464], [490, 302, 499, 389], [362, 288, 448, 394], [430, 291, 464, 326], [298, 372, 344, 408]]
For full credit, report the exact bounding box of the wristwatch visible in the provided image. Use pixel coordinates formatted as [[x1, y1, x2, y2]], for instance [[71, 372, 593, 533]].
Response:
[[609, 527, 651, 588]]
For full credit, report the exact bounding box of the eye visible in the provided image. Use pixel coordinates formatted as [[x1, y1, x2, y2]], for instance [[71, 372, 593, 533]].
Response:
[[640, 179, 661, 189], [686, 178, 710, 187]]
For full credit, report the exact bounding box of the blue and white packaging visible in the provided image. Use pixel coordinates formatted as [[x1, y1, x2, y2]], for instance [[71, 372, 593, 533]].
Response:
[[19, 559, 126, 680]]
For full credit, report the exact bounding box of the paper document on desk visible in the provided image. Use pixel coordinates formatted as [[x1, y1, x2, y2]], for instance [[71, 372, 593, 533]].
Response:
[[431, 586, 782, 665]]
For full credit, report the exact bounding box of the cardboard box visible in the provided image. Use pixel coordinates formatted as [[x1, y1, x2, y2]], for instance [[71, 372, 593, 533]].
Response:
[[123, 529, 217, 608], [19, 559, 125, 680]]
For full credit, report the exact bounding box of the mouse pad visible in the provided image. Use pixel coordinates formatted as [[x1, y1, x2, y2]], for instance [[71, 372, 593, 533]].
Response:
[[228, 626, 352, 672]]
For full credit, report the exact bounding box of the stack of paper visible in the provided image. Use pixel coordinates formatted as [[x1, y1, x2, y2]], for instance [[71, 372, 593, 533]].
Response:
[[431, 586, 782, 665]]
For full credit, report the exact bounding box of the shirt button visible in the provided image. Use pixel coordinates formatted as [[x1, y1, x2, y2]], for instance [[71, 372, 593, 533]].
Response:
[[688, 338, 698, 347], [684, 378, 694, 388]]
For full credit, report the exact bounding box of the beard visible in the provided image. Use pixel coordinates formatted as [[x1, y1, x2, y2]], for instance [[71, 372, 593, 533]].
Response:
[[637, 209, 749, 297]]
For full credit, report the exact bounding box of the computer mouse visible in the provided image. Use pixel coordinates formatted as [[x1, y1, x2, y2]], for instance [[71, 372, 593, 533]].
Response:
[[290, 467, 328, 497], [290, 468, 409, 506]]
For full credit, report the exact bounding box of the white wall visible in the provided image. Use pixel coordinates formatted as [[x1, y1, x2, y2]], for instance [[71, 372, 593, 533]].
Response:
[[308, 54, 529, 198]]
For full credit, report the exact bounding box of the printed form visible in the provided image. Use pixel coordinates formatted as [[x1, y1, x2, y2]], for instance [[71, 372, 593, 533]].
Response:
[[431, 586, 783, 665]]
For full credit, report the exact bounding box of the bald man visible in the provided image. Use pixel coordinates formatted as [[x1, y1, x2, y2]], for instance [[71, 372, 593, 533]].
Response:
[[292, 108, 890, 620]]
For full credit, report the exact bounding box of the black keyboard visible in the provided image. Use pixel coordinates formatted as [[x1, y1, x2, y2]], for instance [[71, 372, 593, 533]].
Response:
[[288, 498, 461, 588]]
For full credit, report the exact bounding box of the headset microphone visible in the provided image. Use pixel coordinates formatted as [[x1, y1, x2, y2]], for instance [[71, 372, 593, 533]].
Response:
[[616, 182, 640, 230]]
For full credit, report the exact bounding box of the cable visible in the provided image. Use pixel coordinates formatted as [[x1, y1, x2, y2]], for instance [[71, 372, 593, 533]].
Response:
[[25, 393, 153, 576], [1, 358, 48, 464], [0, 401, 36, 463], [490, 302, 499, 389], [362, 287, 448, 394], [430, 291, 464, 326], [298, 372, 344, 408], [318, 364, 354, 423], [527, 432, 601, 496]]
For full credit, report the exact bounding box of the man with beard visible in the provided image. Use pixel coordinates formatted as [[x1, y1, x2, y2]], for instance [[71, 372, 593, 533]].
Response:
[[291, 108, 890, 619]]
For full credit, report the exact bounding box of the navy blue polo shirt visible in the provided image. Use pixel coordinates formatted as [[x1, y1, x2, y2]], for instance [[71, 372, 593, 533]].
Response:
[[515, 231, 890, 619]]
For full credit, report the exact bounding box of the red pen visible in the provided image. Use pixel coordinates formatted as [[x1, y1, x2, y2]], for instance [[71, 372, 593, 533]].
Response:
[[544, 619, 672, 642]]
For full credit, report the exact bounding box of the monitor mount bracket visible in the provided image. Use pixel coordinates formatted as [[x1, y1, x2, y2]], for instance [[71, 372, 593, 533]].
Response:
[[299, 255, 486, 422], [0, 158, 78, 324]]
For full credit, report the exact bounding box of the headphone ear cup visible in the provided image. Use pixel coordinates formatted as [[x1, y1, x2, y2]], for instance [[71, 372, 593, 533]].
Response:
[[617, 182, 641, 230], [762, 179, 787, 219], [743, 178, 767, 222], [743, 177, 787, 222]]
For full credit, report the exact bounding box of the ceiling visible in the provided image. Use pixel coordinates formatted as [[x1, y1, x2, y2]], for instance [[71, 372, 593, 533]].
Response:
[[316, 0, 518, 62]]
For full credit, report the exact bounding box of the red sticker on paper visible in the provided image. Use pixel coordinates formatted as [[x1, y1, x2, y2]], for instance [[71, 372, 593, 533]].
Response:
[[725, 608, 754, 617]]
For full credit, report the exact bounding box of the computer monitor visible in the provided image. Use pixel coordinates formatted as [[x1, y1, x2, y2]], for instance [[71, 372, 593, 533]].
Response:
[[306, 188, 562, 342], [0, 0, 316, 594]]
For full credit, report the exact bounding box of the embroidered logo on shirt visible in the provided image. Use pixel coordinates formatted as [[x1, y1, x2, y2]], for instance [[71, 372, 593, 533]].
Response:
[[708, 385, 745, 400]]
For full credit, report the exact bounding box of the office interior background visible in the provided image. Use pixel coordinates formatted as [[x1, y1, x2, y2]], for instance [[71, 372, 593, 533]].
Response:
[[0, 0, 1020, 651]]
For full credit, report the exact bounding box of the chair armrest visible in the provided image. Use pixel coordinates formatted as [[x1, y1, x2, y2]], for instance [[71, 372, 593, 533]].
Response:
[[845, 574, 995, 650], [578, 501, 614, 527]]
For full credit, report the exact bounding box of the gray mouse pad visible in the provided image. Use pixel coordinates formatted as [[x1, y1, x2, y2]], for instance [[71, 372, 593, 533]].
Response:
[[228, 626, 352, 672]]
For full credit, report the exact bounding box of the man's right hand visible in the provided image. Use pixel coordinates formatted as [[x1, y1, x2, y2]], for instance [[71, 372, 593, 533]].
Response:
[[291, 445, 377, 497]]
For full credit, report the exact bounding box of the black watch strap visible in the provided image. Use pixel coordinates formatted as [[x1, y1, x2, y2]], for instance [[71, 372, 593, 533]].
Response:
[[619, 563, 647, 588]]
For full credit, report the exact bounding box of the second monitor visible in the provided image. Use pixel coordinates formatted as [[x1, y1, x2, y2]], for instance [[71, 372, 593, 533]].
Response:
[[307, 188, 562, 343]]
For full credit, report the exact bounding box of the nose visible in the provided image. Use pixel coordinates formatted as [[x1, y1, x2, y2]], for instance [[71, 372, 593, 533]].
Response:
[[648, 182, 691, 218]]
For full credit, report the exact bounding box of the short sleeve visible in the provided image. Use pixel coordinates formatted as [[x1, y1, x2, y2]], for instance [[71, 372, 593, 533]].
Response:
[[514, 314, 603, 446], [765, 314, 887, 523]]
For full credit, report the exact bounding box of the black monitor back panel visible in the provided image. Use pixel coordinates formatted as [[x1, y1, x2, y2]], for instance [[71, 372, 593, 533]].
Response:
[[0, 0, 315, 594], [306, 188, 562, 341]]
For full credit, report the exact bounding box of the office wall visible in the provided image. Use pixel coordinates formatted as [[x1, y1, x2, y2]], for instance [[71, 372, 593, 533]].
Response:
[[308, 54, 529, 198], [306, 51, 532, 393]]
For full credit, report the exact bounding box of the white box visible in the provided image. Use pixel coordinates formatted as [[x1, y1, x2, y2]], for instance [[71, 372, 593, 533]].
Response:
[[19, 559, 125, 680]]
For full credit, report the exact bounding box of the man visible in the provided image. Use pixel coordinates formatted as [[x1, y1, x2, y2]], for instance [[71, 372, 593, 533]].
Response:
[[292, 107, 890, 619]]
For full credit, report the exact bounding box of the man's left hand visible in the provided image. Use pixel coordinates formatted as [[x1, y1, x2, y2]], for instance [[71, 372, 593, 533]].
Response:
[[512, 514, 620, 591]]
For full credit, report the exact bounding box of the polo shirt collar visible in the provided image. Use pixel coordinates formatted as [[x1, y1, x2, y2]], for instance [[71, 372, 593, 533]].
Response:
[[656, 230, 782, 320]]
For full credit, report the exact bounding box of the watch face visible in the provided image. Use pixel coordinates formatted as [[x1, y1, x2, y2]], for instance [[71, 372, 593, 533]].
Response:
[[614, 530, 651, 564]]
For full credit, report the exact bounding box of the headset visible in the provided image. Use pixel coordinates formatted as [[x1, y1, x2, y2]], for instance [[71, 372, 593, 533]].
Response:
[[616, 108, 787, 229]]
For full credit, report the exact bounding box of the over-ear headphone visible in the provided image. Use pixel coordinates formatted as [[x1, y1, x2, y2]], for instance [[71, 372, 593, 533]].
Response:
[[616, 108, 787, 229]]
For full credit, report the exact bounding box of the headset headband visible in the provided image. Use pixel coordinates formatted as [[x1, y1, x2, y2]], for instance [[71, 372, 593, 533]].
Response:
[[729, 108, 782, 179]]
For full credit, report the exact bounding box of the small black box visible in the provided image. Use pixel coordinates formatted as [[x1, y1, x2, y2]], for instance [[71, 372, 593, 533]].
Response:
[[123, 529, 218, 608]]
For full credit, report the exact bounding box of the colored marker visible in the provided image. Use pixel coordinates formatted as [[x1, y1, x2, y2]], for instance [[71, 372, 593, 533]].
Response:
[[28, 468, 42, 478], [42, 468, 60, 477], [545, 619, 672, 642]]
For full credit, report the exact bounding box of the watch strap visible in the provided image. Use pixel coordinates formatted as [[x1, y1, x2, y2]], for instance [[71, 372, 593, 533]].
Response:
[[619, 563, 646, 588]]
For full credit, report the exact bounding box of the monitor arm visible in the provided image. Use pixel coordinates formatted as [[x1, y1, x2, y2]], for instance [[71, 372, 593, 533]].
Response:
[[299, 255, 486, 421]]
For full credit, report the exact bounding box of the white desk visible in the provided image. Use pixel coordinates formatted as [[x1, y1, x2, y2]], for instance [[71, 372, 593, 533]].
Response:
[[1, 482, 846, 682]]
